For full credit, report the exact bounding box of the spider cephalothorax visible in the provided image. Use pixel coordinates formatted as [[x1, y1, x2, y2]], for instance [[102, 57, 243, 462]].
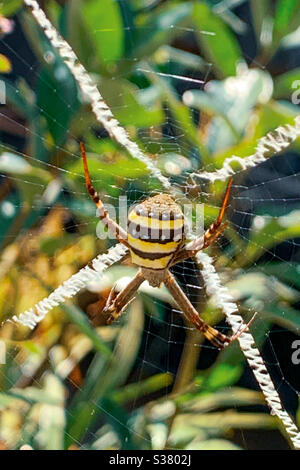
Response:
[[80, 142, 254, 348]]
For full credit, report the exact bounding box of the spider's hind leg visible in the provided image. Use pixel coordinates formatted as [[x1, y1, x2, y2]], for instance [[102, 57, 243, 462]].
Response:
[[103, 270, 145, 324], [164, 270, 255, 349]]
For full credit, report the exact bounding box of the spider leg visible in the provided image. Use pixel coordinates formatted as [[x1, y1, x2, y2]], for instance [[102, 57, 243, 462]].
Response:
[[172, 222, 228, 265], [164, 270, 251, 349], [80, 142, 129, 246], [227, 312, 257, 342], [104, 269, 145, 324], [172, 178, 233, 265]]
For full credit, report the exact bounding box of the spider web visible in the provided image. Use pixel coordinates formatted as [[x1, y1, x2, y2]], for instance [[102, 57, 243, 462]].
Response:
[[0, 0, 300, 451]]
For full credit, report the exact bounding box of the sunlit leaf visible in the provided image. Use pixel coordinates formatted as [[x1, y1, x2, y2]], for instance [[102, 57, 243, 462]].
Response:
[[193, 2, 242, 78], [35, 374, 65, 450], [37, 60, 79, 146], [185, 438, 242, 450], [129, 3, 192, 63], [274, 0, 300, 37], [99, 78, 164, 127], [205, 363, 243, 390], [0, 53, 11, 73], [82, 0, 124, 64], [274, 68, 300, 99], [0, 0, 22, 16]]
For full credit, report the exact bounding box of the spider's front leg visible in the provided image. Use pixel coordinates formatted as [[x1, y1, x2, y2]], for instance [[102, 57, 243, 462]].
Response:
[[80, 142, 129, 246], [103, 270, 145, 324], [172, 178, 233, 265]]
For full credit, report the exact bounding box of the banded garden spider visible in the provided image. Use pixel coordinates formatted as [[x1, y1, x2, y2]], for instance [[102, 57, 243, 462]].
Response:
[[80, 143, 255, 349]]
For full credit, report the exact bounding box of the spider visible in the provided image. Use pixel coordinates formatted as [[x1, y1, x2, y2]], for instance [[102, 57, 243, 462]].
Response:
[[80, 143, 254, 349]]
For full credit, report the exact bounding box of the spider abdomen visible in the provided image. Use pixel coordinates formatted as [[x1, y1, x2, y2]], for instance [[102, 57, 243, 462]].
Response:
[[127, 194, 185, 269]]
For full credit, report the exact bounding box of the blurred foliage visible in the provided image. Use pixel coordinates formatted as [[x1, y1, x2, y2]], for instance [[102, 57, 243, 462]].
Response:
[[0, 0, 299, 450]]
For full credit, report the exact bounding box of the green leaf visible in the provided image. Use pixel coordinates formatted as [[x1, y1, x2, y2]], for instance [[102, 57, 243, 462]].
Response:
[[99, 78, 164, 127], [0, 388, 61, 407], [35, 374, 65, 450], [63, 0, 102, 72], [100, 396, 135, 449], [66, 300, 144, 447], [69, 151, 149, 196], [245, 210, 300, 265], [82, 0, 124, 63], [250, 0, 273, 45], [128, 3, 192, 64], [0, 152, 31, 174], [172, 411, 276, 434], [63, 304, 112, 359], [186, 438, 242, 450], [226, 272, 300, 307], [193, 2, 242, 78], [39, 235, 74, 256], [214, 2, 247, 35], [0, 54, 11, 73], [274, 0, 300, 37], [184, 88, 239, 139], [181, 388, 264, 414], [112, 373, 173, 404], [37, 60, 79, 146], [99, 297, 145, 391], [0, 0, 22, 16], [0, 151, 51, 206], [21, 12, 80, 147], [118, 0, 135, 56], [205, 363, 243, 390], [65, 354, 108, 447], [213, 101, 299, 166], [155, 45, 207, 72], [184, 68, 272, 153], [1, 78, 35, 121], [274, 68, 300, 99], [296, 400, 300, 429], [260, 263, 300, 290], [264, 303, 300, 333], [140, 62, 209, 159]]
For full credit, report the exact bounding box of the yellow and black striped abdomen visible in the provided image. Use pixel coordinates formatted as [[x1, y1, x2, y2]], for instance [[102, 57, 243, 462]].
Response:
[[127, 194, 185, 269]]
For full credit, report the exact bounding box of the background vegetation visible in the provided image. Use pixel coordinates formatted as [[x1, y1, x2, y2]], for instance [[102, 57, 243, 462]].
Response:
[[0, 0, 300, 450]]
